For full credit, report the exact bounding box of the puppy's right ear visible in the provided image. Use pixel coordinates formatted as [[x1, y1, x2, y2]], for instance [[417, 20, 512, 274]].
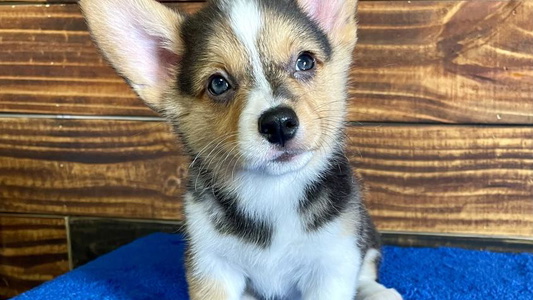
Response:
[[296, 0, 358, 48], [80, 0, 185, 110]]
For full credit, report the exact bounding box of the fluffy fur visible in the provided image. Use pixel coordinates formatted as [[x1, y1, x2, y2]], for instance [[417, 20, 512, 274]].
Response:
[[80, 0, 402, 299]]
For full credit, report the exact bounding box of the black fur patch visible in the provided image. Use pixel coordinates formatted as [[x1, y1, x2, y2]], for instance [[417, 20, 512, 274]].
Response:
[[357, 206, 383, 274], [188, 162, 273, 249], [358, 206, 382, 254], [179, 3, 226, 97], [299, 151, 382, 266], [299, 151, 353, 231], [211, 187, 273, 248], [263, 67, 296, 101]]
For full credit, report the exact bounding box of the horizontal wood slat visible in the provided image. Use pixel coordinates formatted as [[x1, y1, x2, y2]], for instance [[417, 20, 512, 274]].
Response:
[[353, 0, 533, 123], [348, 125, 533, 236], [0, 118, 531, 236], [1, 1, 531, 123], [381, 232, 533, 253], [0, 3, 202, 117], [0, 118, 187, 220], [0, 215, 69, 299]]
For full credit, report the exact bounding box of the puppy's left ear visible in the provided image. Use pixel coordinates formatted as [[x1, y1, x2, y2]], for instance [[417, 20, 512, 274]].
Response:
[[80, 0, 185, 110], [296, 0, 358, 48]]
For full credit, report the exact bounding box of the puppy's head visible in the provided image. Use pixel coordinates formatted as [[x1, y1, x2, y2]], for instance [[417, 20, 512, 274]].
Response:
[[81, 0, 358, 176]]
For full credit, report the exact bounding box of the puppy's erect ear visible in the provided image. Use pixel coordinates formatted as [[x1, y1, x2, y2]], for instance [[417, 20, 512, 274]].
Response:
[[296, 0, 358, 47], [80, 0, 185, 109]]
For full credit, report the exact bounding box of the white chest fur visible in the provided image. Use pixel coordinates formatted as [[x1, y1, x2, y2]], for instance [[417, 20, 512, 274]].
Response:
[[185, 169, 361, 299]]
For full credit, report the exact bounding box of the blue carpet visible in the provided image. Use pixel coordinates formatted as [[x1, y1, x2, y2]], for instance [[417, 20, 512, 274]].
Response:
[[14, 233, 533, 300]]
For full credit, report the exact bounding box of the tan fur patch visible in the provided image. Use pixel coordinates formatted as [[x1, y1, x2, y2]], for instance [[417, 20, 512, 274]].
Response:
[[187, 274, 229, 300], [256, 15, 351, 153], [188, 20, 249, 95], [185, 249, 230, 300], [167, 17, 254, 181]]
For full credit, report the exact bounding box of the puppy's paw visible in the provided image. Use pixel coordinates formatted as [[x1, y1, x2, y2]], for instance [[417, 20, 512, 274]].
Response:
[[361, 288, 403, 300]]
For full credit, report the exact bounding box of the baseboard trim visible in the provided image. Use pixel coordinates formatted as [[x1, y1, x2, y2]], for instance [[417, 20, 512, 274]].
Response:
[[381, 231, 533, 253]]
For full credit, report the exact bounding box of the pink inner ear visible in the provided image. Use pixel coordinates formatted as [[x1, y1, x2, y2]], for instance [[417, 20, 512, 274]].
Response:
[[106, 8, 178, 86], [129, 29, 163, 85], [156, 40, 181, 82], [299, 0, 344, 32]]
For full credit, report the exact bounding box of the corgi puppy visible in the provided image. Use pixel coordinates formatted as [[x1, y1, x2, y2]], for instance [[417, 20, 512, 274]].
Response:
[[80, 0, 402, 299]]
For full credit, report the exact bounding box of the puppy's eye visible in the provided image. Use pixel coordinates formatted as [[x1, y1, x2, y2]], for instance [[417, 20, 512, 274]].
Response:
[[295, 52, 315, 71], [208, 75, 230, 96]]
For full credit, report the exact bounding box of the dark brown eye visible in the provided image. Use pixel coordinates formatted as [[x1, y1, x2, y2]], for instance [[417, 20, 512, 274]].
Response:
[[296, 52, 315, 71], [208, 75, 230, 96]]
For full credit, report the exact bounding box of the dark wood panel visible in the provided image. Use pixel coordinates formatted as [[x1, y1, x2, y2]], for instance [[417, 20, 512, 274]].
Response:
[[69, 217, 533, 271], [381, 232, 533, 253], [0, 118, 188, 220], [0, 215, 69, 299], [69, 218, 181, 268], [0, 118, 532, 236], [1, 1, 532, 123]]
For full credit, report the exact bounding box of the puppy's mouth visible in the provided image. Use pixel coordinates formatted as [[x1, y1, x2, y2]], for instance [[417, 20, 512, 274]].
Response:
[[270, 149, 309, 163], [241, 146, 316, 175], [273, 152, 299, 162]]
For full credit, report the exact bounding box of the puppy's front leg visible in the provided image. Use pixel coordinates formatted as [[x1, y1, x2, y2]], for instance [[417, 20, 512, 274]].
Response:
[[302, 272, 359, 300], [300, 259, 360, 300], [186, 250, 246, 300]]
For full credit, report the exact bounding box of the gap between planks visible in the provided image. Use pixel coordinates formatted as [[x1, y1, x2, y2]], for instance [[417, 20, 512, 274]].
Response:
[[2, 113, 533, 128]]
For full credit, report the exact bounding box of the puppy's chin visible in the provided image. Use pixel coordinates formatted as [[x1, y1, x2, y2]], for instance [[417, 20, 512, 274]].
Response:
[[245, 151, 315, 176]]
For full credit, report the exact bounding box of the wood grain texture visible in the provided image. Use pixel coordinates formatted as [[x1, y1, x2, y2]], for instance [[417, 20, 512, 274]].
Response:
[[0, 118, 532, 236], [347, 125, 533, 236], [352, 0, 533, 123], [0, 3, 201, 117], [0, 215, 69, 299], [1, 1, 532, 123], [0, 118, 188, 220]]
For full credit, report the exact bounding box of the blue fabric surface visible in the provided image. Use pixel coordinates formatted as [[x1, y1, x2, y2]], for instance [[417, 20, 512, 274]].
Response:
[[14, 233, 533, 300]]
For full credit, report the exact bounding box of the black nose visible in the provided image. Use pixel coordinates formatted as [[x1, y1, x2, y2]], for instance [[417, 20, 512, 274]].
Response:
[[258, 106, 299, 147]]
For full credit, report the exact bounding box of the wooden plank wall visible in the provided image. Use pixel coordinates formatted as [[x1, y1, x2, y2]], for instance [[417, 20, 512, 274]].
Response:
[[1, 0, 532, 297], [0, 215, 69, 298]]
